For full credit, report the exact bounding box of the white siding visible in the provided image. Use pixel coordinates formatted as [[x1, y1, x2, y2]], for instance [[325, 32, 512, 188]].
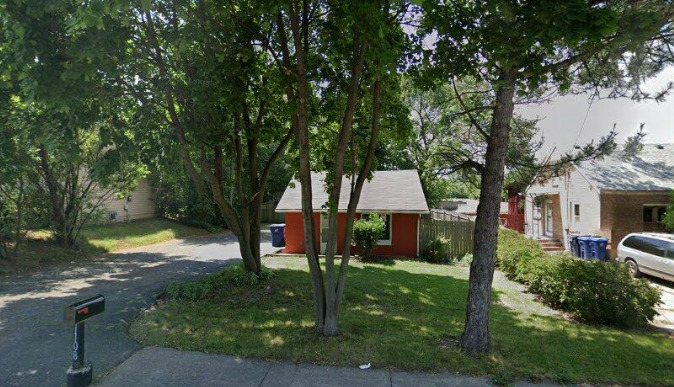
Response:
[[100, 179, 156, 221], [524, 166, 601, 248], [565, 168, 601, 236]]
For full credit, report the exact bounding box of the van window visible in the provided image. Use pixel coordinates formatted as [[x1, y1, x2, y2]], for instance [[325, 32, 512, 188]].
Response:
[[642, 236, 667, 257], [663, 240, 674, 259], [622, 236, 642, 250]]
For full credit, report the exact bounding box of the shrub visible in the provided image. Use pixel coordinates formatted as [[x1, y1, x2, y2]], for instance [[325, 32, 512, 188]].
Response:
[[549, 260, 661, 327], [496, 229, 661, 328], [259, 266, 276, 280], [353, 213, 385, 259], [421, 236, 453, 264], [165, 280, 211, 301], [165, 264, 275, 300], [663, 190, 674, 232]]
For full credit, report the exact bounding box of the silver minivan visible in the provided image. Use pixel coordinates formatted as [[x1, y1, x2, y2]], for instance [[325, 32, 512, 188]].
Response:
[[617, 233, 674, 282]]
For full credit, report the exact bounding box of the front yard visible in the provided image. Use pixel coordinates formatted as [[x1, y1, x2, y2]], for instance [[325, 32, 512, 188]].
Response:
[[130, 255, 674, 386], [0, 218, 212, 275]]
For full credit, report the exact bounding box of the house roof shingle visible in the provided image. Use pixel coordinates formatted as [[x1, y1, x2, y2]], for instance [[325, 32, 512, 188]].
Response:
[[577, 144, 674, 191], [275, 170, 429, 213]]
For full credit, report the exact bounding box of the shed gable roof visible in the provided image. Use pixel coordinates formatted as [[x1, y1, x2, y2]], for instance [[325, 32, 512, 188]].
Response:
[[576, 144, 674, 191], [275, 170, 429, 213]]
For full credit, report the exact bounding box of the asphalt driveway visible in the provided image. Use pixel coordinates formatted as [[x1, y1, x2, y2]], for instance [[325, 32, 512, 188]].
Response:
[[0, 230, 277, 387]]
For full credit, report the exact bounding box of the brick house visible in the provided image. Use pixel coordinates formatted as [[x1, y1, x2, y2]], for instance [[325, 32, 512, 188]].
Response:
[[524, 144, 673, 253], [275, 170, 429, 257]]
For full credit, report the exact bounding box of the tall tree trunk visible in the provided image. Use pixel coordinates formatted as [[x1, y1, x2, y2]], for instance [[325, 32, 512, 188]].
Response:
[[460, 68, 516, 354], [248, 196, 263, 271], [335, 72, 382, 311], [322, 29, 368, 337], [285, 3, 326, 333], [38, 145, 71, 248]]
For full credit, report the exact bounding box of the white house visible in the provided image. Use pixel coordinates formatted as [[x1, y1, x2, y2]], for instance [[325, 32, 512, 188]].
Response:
[[524, 144, 674, 254]]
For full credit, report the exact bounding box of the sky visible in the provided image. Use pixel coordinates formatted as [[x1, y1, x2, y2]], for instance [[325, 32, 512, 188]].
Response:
[[517, 67, 674, 158]]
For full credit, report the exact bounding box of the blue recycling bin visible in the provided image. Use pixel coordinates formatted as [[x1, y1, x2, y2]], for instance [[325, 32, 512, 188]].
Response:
[[576, 236, 592, 260], [588, 237, 609, 261], [270, 224, 286, 247], [569, 235, 580, 257], [569, 235, 590, 258]]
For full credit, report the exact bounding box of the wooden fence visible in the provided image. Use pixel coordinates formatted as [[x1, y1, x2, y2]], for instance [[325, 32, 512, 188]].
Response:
[[260, 202, 285, 224], [430, 209, 475, 222], [420, 212, 475, 258]]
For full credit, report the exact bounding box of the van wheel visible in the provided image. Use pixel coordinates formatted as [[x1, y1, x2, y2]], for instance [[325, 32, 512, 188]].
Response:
[[625, 259, 641, 278]]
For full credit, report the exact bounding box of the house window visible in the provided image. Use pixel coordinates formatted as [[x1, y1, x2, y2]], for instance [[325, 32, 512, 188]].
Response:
[[363, 213, 392, 245], [570, 202, 581, 225], [643, 205, 667, 223]]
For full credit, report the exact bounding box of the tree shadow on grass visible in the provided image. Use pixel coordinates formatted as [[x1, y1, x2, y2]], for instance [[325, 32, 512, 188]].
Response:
[[133, 261, 674, 386]]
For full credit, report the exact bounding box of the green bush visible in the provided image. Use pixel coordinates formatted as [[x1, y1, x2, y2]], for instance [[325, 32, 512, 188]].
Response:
[[259, 266, 276, 280], [547, 260, 660, 327], [496, 229, 661, 328], [421, 236, 453, 264], [165, 263, 276, 300], [353, 213, 385, 258], [165, 280, 211, 301], [663, 190, 674, 232]]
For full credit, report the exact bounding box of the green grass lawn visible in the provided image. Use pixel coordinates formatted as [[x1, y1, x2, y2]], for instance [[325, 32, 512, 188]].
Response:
[[0, 218, 212, 275], [130, 256, 674, 386]]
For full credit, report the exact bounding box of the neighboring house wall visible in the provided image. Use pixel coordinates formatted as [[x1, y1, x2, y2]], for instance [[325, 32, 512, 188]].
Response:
[[282, 211, 420, 257], [526, 167, 671, 253], [525, 167, 601, 248], [100, 179, 156, 221], [565, 167, 602, 237], [600, 191, 670, 251]]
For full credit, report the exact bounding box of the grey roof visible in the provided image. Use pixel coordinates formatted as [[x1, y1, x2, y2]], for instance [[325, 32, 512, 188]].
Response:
[[438, 198, 509, 214], [275, 170, 429, 213], [577, 144, 674, 191]]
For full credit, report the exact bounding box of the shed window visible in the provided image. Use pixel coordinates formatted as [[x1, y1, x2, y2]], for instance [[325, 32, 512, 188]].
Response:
[[573, 203, 580, 217], [643, 205, 667, 223], [363, 213, 392, 245]]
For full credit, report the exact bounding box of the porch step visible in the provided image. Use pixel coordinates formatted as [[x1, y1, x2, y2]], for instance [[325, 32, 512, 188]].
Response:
[[537, 239, 565, 252]]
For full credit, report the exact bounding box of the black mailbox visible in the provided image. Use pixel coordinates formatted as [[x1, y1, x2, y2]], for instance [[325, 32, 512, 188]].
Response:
[[64, 295, 105, 387], [64, 295, 105, 325]]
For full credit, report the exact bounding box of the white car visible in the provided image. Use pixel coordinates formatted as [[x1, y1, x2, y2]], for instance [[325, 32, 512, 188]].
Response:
[[616, 233, 674, 282]]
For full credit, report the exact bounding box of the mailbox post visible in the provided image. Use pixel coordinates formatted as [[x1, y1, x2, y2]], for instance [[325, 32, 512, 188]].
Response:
[[64, 295, 105, 387]]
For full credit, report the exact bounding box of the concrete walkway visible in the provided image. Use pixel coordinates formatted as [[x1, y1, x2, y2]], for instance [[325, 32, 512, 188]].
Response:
[[652, 279, 674, 331], [97, 347, 556, 387], [0, 231, 278, 387]]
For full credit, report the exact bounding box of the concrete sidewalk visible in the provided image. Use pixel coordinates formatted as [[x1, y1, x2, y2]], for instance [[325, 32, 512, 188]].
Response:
[[97, 347, 559, 387]]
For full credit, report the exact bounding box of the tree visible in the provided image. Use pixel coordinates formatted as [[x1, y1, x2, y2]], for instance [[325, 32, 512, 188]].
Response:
[[422, 0, 674, 353], [69, 0, 294, 275], [663, 191, 674, 233], [621, 123, 647, 160], [260, 0, 411, 335], [401, 77, 545, 207], [0, 93, 42, 260], [0, 0, 147, 249]]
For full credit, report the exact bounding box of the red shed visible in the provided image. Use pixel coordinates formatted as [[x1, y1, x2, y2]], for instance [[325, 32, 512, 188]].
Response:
[[275, 170, 429, 257]]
